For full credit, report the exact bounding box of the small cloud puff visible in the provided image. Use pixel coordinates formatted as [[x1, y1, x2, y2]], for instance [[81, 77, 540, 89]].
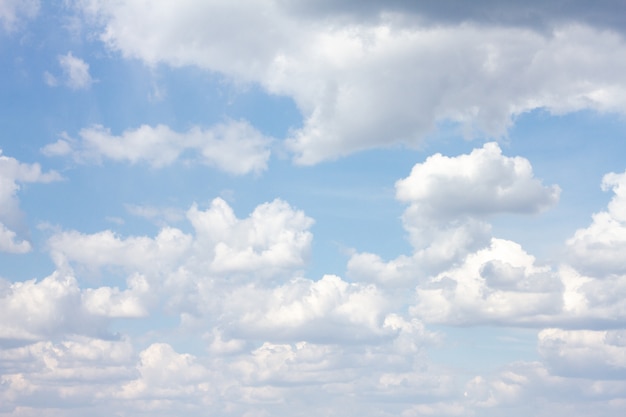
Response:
[[58, 52, 94, 90]]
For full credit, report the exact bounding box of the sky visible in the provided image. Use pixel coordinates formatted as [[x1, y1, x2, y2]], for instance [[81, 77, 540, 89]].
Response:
[[1, 1, 626, 416]]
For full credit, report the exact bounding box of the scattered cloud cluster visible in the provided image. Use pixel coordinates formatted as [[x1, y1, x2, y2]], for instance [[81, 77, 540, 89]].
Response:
[[4, 139, 626, 414], [4, 1, 626, 416]]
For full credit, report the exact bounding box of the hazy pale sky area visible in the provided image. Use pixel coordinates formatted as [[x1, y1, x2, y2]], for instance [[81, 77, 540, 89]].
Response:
[[2, 1, 626, 416]]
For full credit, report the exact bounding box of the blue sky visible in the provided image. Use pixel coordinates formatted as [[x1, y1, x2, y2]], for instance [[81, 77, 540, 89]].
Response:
[[2, 1, 626, 416]]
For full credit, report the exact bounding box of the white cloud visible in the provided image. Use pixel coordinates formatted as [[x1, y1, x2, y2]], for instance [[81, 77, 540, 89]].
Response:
[[116, 343, 210, 401], [463, 361, 626, 416], [50, 197, 313, 280], [220, 275, 393, 342], [78, 1, 626, 163], [42, 121, 273, 174], [0, 222, 31, 253], [558, 265, 626, 326], [48, 226, 193, 276], [411, 238, 562, 325], [0, 336, 135, 412], [188, 198, 313, 277], [396, 142, 560, 220], [539, 328, 626, 379], [348, 143, 559, 287], [46, 197, 314, 327], [0, 0, 38, 31], [0, 150, 62, 254], [58, 52, 94, 90], [82, 273, 150, 318], [566, 170, 626, 277], [0, 271, 92, 342]]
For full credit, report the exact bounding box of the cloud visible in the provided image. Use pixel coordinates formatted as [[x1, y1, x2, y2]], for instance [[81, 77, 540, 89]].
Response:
[[0, 150, 62, 253], [411, 238, 562, 326], [0, 222, 31, 253], [539, 328, 626, 379], [463, 358, 626, 417], [48, 198, 313, 279], [58, 52, 94, 90], [566, 170, 626, 277], [396, 142, 560, 220], [46, 198, 314, 325], [0, 0, 38, 31], [0, 271, 101, 344], [282, 0, 626, 34], [78, 1, 626, 163], [348, 143, 559, 287], [218, 275, 393, 343], [42, 121, 273, 174], [116, 343, 210, 402], [0, 336, 135, 412]]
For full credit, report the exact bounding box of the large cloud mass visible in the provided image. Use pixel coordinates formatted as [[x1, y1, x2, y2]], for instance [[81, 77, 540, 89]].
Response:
[[78, 0, 626, 163]]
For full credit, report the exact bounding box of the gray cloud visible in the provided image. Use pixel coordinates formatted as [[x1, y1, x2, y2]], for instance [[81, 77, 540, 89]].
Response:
[[283, 0, 626, 34]]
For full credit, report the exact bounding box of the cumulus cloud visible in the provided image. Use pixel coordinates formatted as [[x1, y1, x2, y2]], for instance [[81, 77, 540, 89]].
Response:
[[566, 170, 626, 277], [58, 52, 94, 90], [42, 121, 273, 174], [348, 143, 559, 288], [0, 336, 135, 413], [0, 222, 31, 253], [77, 1, 626, 163], [47, 198, 314, 325], [220, 275, 392, 342], [116, 343, 210, 402], [0, 150, 62, 253], [539, 328, 626, 379], [0, 272, 95, 343], [463, 361, 626, 416], [396, 142, 560, 220], [411, 238, 562, 325]]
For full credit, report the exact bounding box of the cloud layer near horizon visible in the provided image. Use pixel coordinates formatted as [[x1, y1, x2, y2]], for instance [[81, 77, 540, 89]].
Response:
[[3, 142, 626, 415]]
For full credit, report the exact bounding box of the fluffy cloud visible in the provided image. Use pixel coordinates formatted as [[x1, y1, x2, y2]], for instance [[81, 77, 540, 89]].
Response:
[[539, 328, 626, 379], [58, 52, 94, 90], [411, 238, 562, 325], [116, 343, 210, 402], [463, 361, 626, 417], [349, 143, 559, 288], [0, 223, 31, 253], [47, 198, 313, 324], [396, 142, 560, 220], [78, 1, 626, 163], [187, 198, 313, 277], [0, 272, 94, 343], [43, 120, 273, 174], [218, 275, 392, 343], [48, 226, 192, 275], [566, 170, 626, 277], [0, 150, 62, 253], [0, 336, 135, 413]]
